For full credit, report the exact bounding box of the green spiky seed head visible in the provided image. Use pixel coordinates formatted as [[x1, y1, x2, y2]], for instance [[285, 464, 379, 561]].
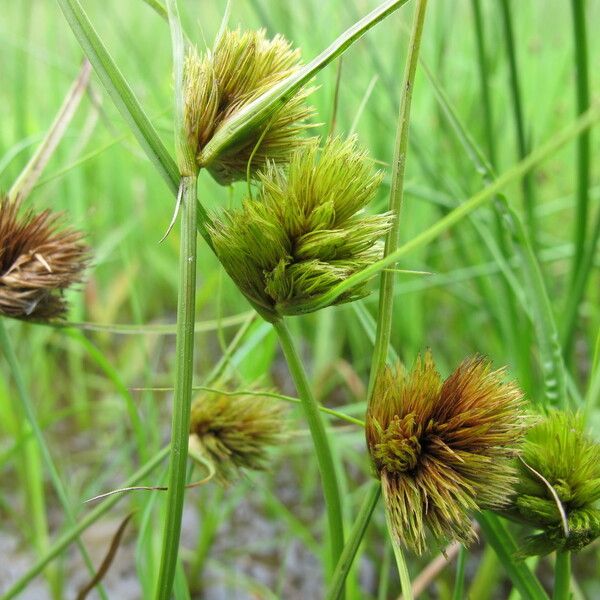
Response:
[[184, 28, 315, 184], [189, 390, 287, 485], [366, 352, 528, 554], [209, 136, 392, 319], [507, 411, 600, 556], [0, 197, 89, 320]]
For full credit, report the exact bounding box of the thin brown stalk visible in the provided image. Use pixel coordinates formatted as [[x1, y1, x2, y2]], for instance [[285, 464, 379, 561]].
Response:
[[8, 60, 92, 203]]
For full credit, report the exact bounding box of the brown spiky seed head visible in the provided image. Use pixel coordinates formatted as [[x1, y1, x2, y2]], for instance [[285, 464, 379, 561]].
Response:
[[209, 136, 392, 319], [0, 197, 89, 320], [189, 390, 287, 485], [184, 28, 315, 184], [366, 352, 528, 554]]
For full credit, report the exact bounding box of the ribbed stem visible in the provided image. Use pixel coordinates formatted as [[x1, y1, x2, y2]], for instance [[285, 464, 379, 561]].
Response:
[[272, 319, 345, 591], [155, 176, 198, 599]]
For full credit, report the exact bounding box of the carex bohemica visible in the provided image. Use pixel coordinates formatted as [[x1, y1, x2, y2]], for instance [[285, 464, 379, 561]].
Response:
[[209, 136, 393, 320], [189, 389, 287, 485], [184, 28, 315, 184], [366, 351, 528, 554], [507, 411, 600, 556]]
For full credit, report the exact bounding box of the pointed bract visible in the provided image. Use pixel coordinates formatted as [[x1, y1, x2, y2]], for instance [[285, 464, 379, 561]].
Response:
[[0, 197, 89, 320], [367, 352, 528, 554]]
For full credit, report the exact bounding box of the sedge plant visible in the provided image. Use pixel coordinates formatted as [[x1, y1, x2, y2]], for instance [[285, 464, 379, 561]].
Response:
[[7, 1, 595, 599]]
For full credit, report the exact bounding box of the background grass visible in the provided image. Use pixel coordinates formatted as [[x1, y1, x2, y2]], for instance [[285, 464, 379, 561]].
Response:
[[1, 0, 599, 598]]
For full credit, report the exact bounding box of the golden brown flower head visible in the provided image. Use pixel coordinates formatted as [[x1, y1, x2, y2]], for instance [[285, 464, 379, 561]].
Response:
[[0, 197, 89, 320], [366, 352, 528, 554], [189, 390, 287, 485], [184, 28, 315, 184]]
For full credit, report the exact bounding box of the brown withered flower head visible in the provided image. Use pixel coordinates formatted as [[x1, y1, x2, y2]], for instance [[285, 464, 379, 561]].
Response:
[[189, 390, 287, 485], [184, 28, 315, 184], [0, 197, 89, 320], [366, 352, 528, 554]]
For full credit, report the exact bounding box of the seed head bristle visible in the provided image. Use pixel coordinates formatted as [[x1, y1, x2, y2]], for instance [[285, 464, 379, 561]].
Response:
[[367, 351, 528, 554], [189, 390, 287, 485]]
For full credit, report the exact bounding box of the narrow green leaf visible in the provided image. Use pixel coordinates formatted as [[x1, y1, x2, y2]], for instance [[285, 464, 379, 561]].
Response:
[[199, 0, 412, 166], [56, 0, 180, 194], [287, 102, 600, 315], [423, 62, 567, 408], [477, 512, 549, 600]]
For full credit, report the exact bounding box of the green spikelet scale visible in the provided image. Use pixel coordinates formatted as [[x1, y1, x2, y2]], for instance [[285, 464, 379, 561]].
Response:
[[209, 136, 393, 319], [508, 411, 600, 556]]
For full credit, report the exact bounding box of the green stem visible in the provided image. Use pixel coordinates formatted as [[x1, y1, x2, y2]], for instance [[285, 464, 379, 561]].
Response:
[[452, 546, 467, 600], [499, 0, 537, 248], [325, 482, 381, 600], [272, 319, 345, 589], [2, 446, 170, 600], [0, 319, 107, 600], [477, 512, 549, 600], [470, 0, 496, 168], [368, 0, 428, 398], [568, 0, 590, 286], [562, 0, 592, 359], [553, 551, 571, 600], [155, 176, 198, 600]]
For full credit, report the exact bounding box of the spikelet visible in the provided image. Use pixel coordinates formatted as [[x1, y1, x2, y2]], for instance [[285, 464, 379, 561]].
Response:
[[366, 352, 528, 554], [189, 390, 287, 485], [184, 28, 315, 184], [507, 411, 600, 556], [209, 137, 392, 319], [0, 197, 89, 320]]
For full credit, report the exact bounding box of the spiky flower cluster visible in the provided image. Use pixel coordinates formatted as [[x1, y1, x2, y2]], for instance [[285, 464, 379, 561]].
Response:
[[184, 28, 314, 184], [189, 390, 287, 484], [0, 197, 89, 320], [209, 137, 392, 319], [366, 352, 527, 554], [507, 411, 600, 556]]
